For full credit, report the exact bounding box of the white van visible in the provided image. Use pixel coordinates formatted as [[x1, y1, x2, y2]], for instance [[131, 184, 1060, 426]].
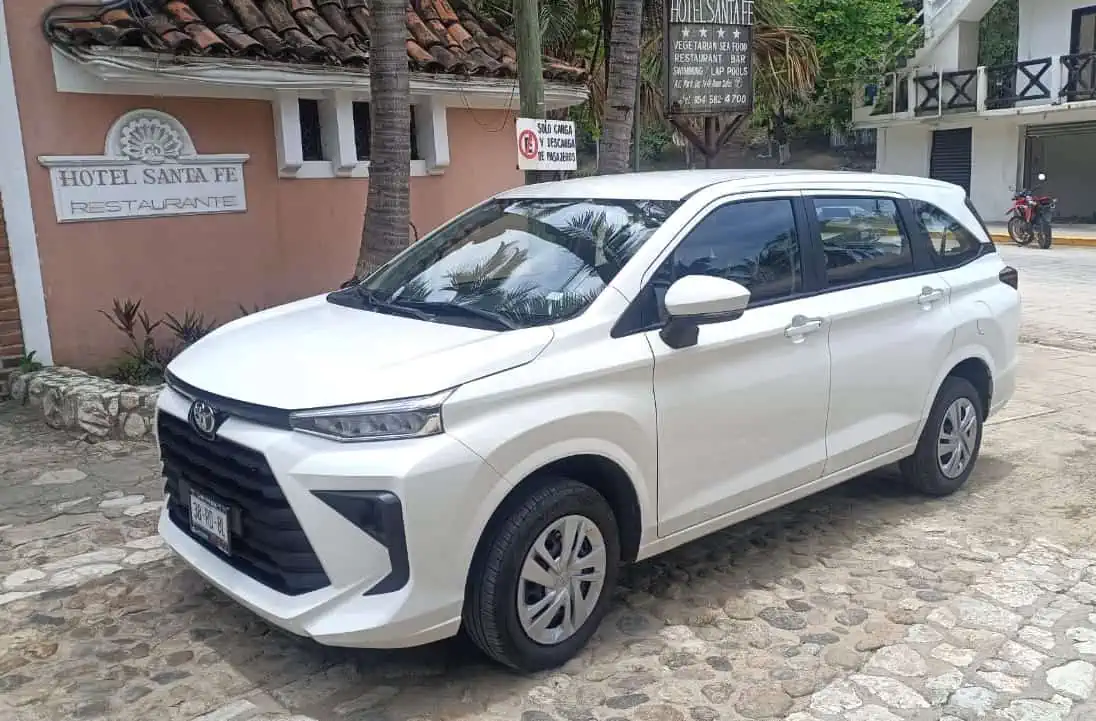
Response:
[[157, 170, 1020, 671]]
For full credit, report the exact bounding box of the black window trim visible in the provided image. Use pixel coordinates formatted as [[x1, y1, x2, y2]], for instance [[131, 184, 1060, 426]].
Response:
[[611, 193, 814, 338]]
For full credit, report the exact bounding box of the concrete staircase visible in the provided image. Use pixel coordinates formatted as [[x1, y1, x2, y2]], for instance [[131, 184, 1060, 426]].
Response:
[[906, 0, 1001, 70]]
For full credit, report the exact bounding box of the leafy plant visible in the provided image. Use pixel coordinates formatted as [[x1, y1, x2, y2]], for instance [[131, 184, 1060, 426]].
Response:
[[109, 356, 152, 386], [99, 298, 225, 385], [638, 122, 674, 163], [237, 303, 266, 317], [163, 310, 217, 346], [99, 298, 164, 382], [18, 350, 42, 373]]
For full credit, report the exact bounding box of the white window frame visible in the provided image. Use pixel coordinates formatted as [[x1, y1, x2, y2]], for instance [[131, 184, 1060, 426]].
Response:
[[272, 90, 448, 179]]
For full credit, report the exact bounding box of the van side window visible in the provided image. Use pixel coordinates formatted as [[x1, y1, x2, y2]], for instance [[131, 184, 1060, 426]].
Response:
[[811, 197, 914, 288], [650, 198, 802, 315], [911, 200, 982, 267]]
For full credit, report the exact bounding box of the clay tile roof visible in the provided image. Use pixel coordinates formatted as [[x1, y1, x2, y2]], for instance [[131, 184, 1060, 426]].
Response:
[[41, 0, 586, 82]]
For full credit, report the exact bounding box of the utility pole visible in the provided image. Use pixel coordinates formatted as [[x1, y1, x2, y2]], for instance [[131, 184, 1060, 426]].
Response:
[[515, 0, 548, 185]]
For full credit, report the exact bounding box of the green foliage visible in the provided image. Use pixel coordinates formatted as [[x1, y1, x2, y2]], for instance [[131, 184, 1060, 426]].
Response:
[[110, 356, 154, 386], [788, 0, 918, 129], [638, 122, 674, 162], [99, 299, 164, 384], [791, 0, 918, 86], [99, 298, 248, 385], [979, 0, 1018, 67], [473, 0, 599, 60], [17, 350, 43, 374]]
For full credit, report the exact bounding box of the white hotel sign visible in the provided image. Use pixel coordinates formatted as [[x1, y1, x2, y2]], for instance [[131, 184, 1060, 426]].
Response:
[[39, 109, 249, 223]]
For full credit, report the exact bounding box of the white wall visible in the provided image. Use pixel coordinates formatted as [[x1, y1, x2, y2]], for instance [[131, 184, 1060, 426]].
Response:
[[1018, 0, 1087, 60], [875, 121, 1021, 222], [876, 126, 932, 176], [926, 20, 981, 69], [970, 121, 1021, 222]]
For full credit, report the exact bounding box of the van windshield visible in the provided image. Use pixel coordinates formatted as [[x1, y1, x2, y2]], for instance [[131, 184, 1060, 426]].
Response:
[[333, 198, 679, 330]]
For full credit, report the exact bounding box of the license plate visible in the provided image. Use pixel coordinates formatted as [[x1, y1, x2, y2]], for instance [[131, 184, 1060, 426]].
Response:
[[189, 490, 231, 554]]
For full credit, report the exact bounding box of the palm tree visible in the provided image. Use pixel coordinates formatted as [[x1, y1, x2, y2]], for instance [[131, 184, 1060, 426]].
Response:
[[597, 0, 643, 174], [356, 0, 412, 280]]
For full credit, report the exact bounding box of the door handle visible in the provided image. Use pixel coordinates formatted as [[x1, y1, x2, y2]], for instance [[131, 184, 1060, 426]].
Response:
[[784, 315, 825, 341], [917, 287, 946, 305]]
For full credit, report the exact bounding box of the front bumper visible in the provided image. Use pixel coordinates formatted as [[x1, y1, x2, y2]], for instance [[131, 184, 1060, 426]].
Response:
[[156, 386, 507, 648]]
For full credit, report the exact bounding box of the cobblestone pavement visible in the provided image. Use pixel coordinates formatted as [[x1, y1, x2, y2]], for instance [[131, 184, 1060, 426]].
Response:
[[998, 245, 1096, 352], [3, 247, 1096, 721]]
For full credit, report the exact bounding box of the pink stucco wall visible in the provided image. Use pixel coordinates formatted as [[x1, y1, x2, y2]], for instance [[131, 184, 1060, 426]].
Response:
[[6, 4, 523, 367]]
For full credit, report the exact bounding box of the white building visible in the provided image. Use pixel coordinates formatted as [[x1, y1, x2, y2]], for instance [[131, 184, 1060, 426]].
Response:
[[854, 0, 1096, 223]]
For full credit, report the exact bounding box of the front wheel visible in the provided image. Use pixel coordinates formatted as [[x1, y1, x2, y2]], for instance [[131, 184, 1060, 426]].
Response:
[[463, 478, 621, 672], [900, 376, 984, 496], [1007, 215, 1033, 245]]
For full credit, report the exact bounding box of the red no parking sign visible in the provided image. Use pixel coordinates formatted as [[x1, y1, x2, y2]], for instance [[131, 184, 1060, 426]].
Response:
[[515, 117, 577, 172], [518, 129, 539, 161]]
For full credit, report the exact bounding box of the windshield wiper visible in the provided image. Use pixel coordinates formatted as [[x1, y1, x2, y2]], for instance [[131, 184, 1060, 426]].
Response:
[[392, 300, 519, 330], [344, 287, 432, 320]]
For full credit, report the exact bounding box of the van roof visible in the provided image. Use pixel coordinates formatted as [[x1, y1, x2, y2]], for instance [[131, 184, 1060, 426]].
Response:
[[496, 169, 962, 202]]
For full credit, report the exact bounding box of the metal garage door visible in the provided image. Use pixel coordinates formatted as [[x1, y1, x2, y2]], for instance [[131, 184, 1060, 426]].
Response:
[[1024, 121, 1096, 221], [929, 128, 972, 194], [1025, 120, 1096, 138]]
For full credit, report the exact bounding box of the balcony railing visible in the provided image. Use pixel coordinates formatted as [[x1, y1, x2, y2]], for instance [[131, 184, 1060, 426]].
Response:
[[984, 57, 1052, 109], [1061, 52, 1096, 102], [855, 52, 1096, 122]]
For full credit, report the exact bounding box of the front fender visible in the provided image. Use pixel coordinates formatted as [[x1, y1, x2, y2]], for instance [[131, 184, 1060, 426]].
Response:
[[467, 412, 656, 538]]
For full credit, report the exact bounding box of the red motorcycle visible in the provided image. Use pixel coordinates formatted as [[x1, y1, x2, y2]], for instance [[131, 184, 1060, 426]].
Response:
[[1007, 172, 1057, 249]]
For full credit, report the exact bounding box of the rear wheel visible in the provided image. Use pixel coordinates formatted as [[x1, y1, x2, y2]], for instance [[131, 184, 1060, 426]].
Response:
[[1008, 215, 1033, 245], [900, 376, 984, 496], [463, 478, 621, 672]]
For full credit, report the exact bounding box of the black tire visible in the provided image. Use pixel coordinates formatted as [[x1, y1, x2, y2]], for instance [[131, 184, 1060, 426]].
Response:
[[1008, 216, 1033, 246], [1036, 217, 1053, 249], [463, 478, 621, 672], [899, 376, 985, 497]]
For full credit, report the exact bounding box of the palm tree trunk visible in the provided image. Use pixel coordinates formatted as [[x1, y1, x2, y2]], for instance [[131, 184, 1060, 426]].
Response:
[[355, 0, 411, 279], [598, 0, 642, 174]]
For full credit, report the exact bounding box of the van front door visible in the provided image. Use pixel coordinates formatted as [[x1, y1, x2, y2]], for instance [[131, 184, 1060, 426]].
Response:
[[645, 195, 832, 537]]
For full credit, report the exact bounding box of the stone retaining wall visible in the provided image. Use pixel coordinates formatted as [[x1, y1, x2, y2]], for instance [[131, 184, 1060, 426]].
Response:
[[9, 367, 161, 441]]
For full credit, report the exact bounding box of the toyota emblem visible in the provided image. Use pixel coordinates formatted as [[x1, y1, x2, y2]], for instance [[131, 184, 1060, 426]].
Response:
[[188, 400, 221, 441]]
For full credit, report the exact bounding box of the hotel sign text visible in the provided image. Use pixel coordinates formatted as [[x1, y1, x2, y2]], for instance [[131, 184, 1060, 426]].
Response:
[[39, 109, 249, 223]]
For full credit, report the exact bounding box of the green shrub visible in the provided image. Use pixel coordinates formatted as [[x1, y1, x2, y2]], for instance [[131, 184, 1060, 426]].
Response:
[[99, 299, 223, 385]]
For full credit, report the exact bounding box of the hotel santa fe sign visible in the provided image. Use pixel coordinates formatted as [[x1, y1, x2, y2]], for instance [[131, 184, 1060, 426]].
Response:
[[665, 0, 754, 115], [39, 109, 249, 223]]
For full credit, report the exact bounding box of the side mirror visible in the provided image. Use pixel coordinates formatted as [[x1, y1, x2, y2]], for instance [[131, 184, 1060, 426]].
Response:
[[659, 275, 750, 349], [1037, 173, 1047, 181]]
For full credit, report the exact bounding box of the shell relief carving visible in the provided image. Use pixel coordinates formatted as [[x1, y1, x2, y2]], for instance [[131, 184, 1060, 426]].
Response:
[[118, 116, 184, 164], [103, 109, 198, 163]]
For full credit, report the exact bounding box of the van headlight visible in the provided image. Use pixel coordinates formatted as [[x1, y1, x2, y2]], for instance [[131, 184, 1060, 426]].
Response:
[[288, 389, 455, 442]]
